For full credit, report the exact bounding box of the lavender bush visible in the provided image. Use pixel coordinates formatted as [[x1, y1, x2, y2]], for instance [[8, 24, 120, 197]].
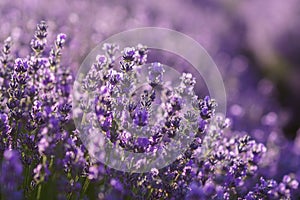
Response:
[[1, 0, 298, 138], [0, 21, 299, 200]]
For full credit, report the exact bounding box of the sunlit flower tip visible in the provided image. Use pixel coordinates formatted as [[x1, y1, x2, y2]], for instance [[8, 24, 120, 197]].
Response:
[[102, 43, 119, 55], [150, 168, 159, 176], [109, 70, 123, 85], [38, 137, 49, 154], [122, 47, 135, 61], [56, 33, 67, 47], [14, 58, 28, 73], [2, 37, 13, 55], [181, 73, 196, 86], [96, 55, 107, 64], [37, 21, 48, 32]]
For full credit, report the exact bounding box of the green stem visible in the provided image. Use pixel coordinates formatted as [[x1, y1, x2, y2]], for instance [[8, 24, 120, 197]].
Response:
[[81, 178, 90, 198], [37, 184, 42, 200]]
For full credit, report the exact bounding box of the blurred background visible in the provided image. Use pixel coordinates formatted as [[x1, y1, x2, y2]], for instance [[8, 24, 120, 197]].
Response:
[[1, 0, 300, 182]]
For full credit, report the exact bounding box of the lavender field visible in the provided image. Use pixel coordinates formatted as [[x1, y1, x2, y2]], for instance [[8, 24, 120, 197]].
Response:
[[0, 0, 300, 199]]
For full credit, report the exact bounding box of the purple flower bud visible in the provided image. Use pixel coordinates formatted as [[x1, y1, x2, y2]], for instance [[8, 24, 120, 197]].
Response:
[[134, 44, 148, 65], [148, 62, 165, 86], [0, 113, 10, 135], [198, 96, 216, 119], [26, 85, 37, 97], [108, 70, 123, 85], [180, 73, 196, 87], [103, 43, 119, 56], [14, 58, 28, 73], [198, 118, 207, 133], [33, 163, 50, 183], [97, 55, 107, 64], [122, 47, 135, 62], [133, 108, 148, 126], [150, 168, 159, 177], [56, 33, 67, 48], [136, 137, 150, 150], [169, 96, 183, 112], [31, 39, 46, 53], [38, 137, 49, 154], [35, 21, 48, 39], [283, 175, 299, 190]]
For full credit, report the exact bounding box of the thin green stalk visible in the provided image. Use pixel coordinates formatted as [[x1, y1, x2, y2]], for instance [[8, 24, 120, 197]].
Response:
[[36, 184, 42, 200], [80, 177, 90, 198]]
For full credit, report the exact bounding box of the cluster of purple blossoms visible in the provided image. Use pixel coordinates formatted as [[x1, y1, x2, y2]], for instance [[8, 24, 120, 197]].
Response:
[[0, 21, 299, 200]]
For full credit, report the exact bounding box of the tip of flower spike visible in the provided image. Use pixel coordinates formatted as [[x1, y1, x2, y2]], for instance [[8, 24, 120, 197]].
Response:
[[0, 113, 8, 122], [14, 58, 28, 73], [122, 47, 135, 62], [133, 108, 149, 127], [37, 20, 48, 31], [180, 73, 196, 86], [96, 55, 107, 64], [34, 21, 48, 40], [56, 33, 67, 48], [1, 36, 13, 57], [4, 37, 13, 47], [148, 62, 165, 86], [102, 43, 119, 55]]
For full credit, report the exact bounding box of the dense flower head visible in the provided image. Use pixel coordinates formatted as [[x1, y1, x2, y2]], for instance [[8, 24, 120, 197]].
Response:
[[0, 21, 298, 200]]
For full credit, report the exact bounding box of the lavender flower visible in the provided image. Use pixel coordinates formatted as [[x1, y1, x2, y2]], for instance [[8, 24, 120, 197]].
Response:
[[0, 20, 299, 200]]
